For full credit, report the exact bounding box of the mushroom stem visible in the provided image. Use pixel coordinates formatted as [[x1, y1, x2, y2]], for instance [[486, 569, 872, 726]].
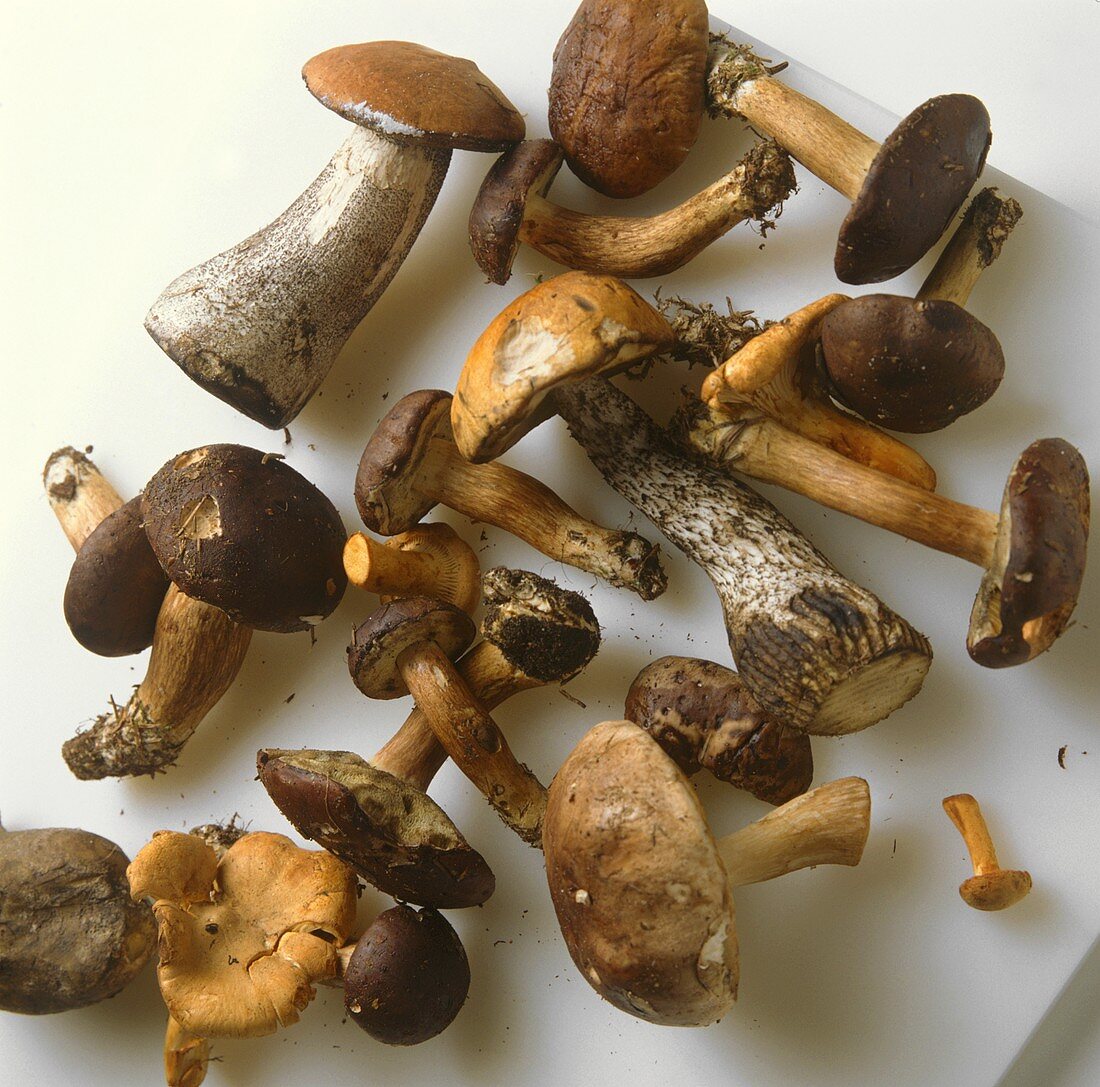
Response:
[[44, 447, 125, 548], [942, 792, 1032, 910], [553, 378, 931, 734], [164, 1016, 209, 1087], [397, 641, 547, 845], [942, 793, 1001, 876], [717, 777, 871, 886], [916, 187, 1023, 306]]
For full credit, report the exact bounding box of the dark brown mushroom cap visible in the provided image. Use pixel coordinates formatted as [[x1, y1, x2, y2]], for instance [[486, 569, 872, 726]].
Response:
[[469, 139, 565, 285], [63, 495, 170, 656], [142, 445, 346, 633], [303, 41, 525, 152], [819, 294, 1005, 432], [256, 749, 494, 909], [0, 827, 156, 1014], [968, 439, 1089, 667], [348, 597, 476, 699], [624, 656, 813, 806], [481, 567, 600, 683], [836, 94, 992, 284], [354, 390, 453, 536], [344, 904, 471, 1044], [548, 0, 710, 198]]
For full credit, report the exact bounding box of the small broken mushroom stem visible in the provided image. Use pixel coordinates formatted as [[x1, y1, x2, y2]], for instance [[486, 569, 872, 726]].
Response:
[[164, 1016, 209, 1087], [44, 446, 124, 548], [942, 793, 1032, 910], [717, 777, 871, 886]]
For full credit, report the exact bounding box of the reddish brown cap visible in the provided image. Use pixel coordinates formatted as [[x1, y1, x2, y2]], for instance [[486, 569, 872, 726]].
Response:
[[303, 41, 525, 152], [820, 294, 1004, 432], [969, 439, 1089, 667], [836, 95, 992, 284]]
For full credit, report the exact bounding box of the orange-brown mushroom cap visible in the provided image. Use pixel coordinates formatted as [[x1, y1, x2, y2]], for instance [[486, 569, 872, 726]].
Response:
[[128, 831, 357, 1038], [958, 869, 1032, 911]]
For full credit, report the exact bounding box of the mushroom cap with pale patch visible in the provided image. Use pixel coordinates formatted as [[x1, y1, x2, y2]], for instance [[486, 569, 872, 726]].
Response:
[[257, 749, 495, 909], [303, 41, 525, 152], [127, 830, 357, 1038], [544, 719, 738, 1027], [452, 271, 677, 463]]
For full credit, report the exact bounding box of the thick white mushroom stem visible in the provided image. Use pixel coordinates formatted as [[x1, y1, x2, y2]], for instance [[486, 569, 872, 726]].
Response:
[[554, 379, 931, 735], [145, 128, 451, 429], [521, 140, 795, 278], [164, 1015, 209, 1087], [718, 777, 871, 886]]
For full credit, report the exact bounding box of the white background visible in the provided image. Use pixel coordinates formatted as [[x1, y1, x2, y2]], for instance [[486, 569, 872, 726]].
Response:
[[1, 3, 1098, 1086]]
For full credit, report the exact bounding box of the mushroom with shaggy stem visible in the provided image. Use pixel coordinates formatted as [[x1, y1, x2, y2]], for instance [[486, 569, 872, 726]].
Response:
[[451, 274, 931, 733], [145, 42, 524, 428], [355, 388, 668, 599], [258, 568, 600, 906], [624, 656, 813, 805], [942, 794, 1032, 911], [544, 720, 870, 1025], [0, 823, 156, 1014], [706, 38, 991, 284], [820, 188, 1022, 432], [469, 136, 795, 283]]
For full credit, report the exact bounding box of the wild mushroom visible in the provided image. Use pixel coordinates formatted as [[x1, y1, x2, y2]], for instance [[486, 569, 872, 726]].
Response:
[[258, 568, 599, 907], [707, 38, 992, 283], [942, 794, 1032, 911], [468, 136, 795, 283], [45, 447, 253, 779], [0, 823, 156, 1014], [127, 830, 358, 1038], [544, 720, 870, 1025], [145, 41, 524, 428], [355, 388, 667, 599], [451, 275, 931, 733], [624, 656, 813, 805], [343, 522, 481, 614], [820, 188, 1023, 431]]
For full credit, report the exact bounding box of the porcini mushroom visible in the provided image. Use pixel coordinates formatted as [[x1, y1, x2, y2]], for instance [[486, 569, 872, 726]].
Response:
[[469, 136, 795, 283], [355, 388, 667, 599], [820, 188, 1022, 431], [258, 568, 599, 906], [0, 824, 156, 1014], [942, 794, 1032, 910], [544, 720, 870, 1025], [145, 41, 524, 428], [625, 656, 813, 805], [707, 38, 992, 283]]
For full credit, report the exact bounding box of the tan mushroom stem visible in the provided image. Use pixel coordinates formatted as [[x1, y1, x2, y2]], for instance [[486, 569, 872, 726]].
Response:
[[164, 1015, 209, 1087], [396, 641, 547, 845], [942, 793, 1032, 910], [717, 777, 870, 885], [521, 140, 794, 278], [44, 447, 252, 779]]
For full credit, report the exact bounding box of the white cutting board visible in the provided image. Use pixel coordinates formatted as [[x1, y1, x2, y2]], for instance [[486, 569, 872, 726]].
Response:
[[0, 5, 1096, 1087]]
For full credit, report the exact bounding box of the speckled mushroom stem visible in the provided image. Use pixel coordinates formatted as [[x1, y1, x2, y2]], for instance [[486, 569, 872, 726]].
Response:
[[717, 776, 870, 885], [145, 128, 451, 428], [397, 641, 547, 846], [554, 379, 931, 735], [917, 187, 1023, 306], [165, 1015, 209, 1087]]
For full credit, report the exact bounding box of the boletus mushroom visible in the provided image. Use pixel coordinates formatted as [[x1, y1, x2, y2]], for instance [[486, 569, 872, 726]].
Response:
[[145, 42, 524, 428], [0, 823, 156, 1014], [544, 720, 870, 1025], [707, 38, 991, 283], [942, 793, 1032, 911], [625, 656, 813, 805]]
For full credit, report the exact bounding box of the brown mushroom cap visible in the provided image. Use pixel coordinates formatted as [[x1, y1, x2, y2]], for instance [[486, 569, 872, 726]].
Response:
[[959, 869, 1032, 911], [452, 271, 677, 463], [968, 439, 1090, 667], [836, 94, 992, 284], [142, 444, 347, 633], [302, 41, 525, 152], [624, 656, 813, 806], [63, 495, 170, 656], [0, 827, 156, 1014], [819, 294, 1005, 432], [256, 749, 494, 909], [544, 720, 738, 1026], [344, 904, 471, 1044], [348, 597, 476, 699], [548, 0, 710, 198], [469, 139, 565, 284]]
